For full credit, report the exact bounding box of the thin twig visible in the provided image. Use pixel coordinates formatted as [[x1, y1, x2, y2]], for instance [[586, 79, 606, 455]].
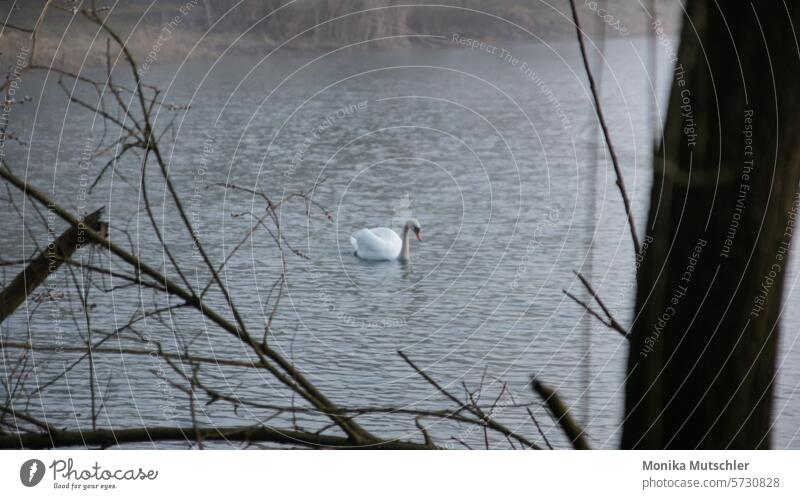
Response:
[[568, 0, 640, 255], [564, 270, 628, 337], [526, 407, 553, 450], [398, 351, 540, 449]]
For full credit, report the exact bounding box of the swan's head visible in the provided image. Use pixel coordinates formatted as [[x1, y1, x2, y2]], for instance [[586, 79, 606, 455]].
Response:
[[405, 219, 422, 241]]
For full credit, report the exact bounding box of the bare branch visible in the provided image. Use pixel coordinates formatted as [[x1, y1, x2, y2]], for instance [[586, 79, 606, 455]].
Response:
[[532, 379, 590, 450], [0, 425, 436, 450], [0, 207, 107, 323], [398, 350, 540, 449]]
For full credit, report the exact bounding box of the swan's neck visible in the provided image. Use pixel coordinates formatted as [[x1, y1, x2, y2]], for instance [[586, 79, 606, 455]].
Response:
[[400, 225, 412, 261]]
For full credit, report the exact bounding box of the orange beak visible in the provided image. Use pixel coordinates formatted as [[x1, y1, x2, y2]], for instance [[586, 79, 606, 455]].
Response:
[[416, 231, 423, 241]]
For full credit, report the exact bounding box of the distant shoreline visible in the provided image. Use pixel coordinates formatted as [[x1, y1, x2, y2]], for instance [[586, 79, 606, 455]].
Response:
[[2, 29, 676, 71], [1, 0, 679, 68]]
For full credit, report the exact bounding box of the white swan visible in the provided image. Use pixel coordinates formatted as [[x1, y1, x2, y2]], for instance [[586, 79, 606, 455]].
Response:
[[350, 219, 422, 261]]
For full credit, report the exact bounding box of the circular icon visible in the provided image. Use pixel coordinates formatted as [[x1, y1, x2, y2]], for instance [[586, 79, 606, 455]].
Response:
[[20, 459, 45, 487]]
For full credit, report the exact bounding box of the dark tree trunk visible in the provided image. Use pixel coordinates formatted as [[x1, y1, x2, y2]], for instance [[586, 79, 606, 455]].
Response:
[[623, 0, 800, 449]]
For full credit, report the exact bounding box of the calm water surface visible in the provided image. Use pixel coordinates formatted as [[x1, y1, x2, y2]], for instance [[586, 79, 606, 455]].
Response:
[[4, 36, 800, 448]]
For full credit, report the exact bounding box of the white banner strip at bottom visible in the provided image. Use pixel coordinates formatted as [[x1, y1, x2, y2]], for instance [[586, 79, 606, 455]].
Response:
[[1, 450, 798, 498]]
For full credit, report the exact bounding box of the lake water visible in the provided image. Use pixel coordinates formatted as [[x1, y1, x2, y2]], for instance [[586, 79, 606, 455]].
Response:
[[3, 35, 800, 449]]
